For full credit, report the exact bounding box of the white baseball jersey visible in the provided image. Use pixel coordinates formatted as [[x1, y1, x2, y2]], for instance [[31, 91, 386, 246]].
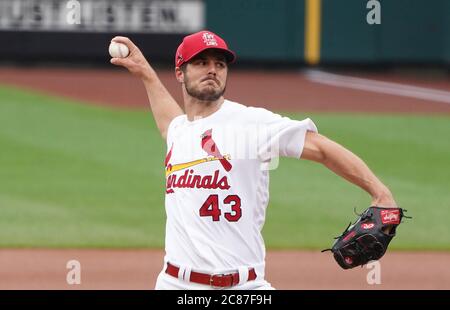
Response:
[[162, 99, 318, 280]]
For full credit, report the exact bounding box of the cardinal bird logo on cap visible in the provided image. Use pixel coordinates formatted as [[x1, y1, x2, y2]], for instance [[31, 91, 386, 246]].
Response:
[[201, 129, 232, 172]]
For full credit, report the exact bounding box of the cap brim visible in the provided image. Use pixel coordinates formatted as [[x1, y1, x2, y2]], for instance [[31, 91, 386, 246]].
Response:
[[217, 48, 236, 64]]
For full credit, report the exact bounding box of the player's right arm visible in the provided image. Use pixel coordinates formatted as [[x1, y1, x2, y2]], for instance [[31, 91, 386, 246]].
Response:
[[110, 36, 184, 139]]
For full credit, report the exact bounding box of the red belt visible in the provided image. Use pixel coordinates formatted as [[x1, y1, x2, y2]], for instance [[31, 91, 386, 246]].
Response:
[[165, 262, 257, 288]]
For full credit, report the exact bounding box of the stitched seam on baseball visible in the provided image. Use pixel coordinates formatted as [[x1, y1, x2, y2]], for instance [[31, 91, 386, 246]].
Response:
[[119, 44, 128, 57]]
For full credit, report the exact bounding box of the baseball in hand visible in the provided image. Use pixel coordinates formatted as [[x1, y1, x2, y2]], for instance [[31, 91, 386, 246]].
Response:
[[109, 41, 129, 58]]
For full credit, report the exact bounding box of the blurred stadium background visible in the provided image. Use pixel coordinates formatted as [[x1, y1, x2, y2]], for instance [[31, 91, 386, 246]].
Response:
[[0, 0, 449, 289]]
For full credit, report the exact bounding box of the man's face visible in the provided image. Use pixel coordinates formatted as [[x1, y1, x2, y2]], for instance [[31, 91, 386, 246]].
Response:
[[180, 49, 228, 101]]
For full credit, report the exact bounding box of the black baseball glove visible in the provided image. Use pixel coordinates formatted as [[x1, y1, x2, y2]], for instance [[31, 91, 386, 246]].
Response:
[[322, 206, 409, 269]]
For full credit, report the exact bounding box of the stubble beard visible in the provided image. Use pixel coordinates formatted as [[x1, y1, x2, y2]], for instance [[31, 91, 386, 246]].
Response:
[[184, 78, 226, 102]]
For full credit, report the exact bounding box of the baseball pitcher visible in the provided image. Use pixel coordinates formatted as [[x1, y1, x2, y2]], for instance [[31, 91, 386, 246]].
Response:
[[110, 30, 400, 290]]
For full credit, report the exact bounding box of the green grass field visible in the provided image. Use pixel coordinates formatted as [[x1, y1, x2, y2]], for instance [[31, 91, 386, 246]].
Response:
[[1, 85, 449, 250]]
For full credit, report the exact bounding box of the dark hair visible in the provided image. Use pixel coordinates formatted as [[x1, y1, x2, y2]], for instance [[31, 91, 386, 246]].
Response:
[[179, 63, 187, 73]]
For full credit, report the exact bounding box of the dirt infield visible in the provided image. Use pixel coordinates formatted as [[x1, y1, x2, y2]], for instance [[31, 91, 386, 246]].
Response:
[[0, 67, 449, 114], [1, 249, 449, 290], [0, 67, 449, 289]]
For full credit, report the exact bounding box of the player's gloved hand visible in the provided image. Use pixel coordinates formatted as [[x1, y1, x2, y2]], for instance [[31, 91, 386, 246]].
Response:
[[322, 206, 410, 269]]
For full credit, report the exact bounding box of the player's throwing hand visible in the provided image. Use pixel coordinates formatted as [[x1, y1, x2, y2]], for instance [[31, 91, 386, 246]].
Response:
[[109, 36, 153, 80]]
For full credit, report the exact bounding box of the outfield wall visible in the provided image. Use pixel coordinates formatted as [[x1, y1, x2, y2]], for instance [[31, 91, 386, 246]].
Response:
[[208, 0, 449, 65], [0, 0, 448, 65]]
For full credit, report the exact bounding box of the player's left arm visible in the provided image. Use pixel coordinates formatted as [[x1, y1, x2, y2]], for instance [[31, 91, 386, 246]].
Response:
[[300, 131, 397, 208]]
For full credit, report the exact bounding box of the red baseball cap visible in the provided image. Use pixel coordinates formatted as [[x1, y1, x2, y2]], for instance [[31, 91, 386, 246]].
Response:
[[175, 30, 236, 67]]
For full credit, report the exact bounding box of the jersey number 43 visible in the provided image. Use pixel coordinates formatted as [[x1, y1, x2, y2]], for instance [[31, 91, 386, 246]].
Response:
[[199, 194, 242, 222]]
